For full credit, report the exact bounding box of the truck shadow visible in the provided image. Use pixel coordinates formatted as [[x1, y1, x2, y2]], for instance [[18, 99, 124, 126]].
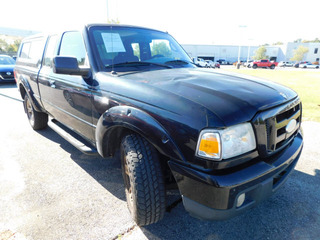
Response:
[[37, 128, 126, 201], [36, 128, 320, 240]]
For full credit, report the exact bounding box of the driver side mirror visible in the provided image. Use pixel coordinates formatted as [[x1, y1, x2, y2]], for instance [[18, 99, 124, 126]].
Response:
[[53, 56, 91, 78]]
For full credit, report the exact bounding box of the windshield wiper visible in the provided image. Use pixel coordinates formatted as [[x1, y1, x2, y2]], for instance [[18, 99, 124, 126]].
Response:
[[165, 60, 194, 65], [106, 61, 172, 69]]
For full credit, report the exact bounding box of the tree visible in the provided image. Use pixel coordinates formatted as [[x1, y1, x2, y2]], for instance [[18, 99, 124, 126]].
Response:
[[7, 39, 21, 52], [151, 42, 172, 58], [273, 41, 283, 45], [253, 46, 268, 60], [0, 39, 8, 52], [0, 38, 21, 53], [107, 18, 120, 24], [290, 45, 309, 61]]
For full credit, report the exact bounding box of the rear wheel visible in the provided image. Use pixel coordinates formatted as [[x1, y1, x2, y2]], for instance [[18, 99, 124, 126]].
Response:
[[253, 64, 258, 69], [121, 134, 166, 226], [24, 94, 48, 130]]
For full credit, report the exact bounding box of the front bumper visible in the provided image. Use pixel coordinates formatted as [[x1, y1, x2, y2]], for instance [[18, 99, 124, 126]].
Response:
[[168, 132, 303, 220]]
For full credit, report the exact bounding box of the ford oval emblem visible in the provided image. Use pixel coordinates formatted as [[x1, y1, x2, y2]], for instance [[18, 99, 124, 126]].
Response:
[[6, 72, 12, 76], [286, 119, 297, 134]]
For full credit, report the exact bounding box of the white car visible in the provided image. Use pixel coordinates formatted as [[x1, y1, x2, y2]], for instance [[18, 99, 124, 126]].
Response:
[[193, 58, 207, 67], [299, 63, 319, 69], [205, 60, 216, 68], [278, 61, 294, 67]]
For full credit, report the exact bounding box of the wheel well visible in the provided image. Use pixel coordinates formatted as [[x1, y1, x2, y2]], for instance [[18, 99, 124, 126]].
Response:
[[19, 84, 26, 99], [102, 126, 176, 187]]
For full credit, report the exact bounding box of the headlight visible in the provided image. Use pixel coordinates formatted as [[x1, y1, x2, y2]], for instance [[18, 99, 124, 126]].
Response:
[[196, 123, 256, 161]]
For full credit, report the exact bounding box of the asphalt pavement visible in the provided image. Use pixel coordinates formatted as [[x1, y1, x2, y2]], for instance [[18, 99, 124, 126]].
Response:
[[0, 83, 319, 240]]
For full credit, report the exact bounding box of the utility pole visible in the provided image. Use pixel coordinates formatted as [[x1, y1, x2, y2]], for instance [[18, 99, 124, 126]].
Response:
[[106, 0, 109, 22], [237, 25, 247, 68]]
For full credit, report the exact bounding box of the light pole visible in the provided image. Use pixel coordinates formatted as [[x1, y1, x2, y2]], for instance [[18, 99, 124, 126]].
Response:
[[247, 39, 253, 64], [237, 25, 247, 67]]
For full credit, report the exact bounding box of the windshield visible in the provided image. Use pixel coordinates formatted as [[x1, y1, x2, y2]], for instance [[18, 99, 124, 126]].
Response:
[[0, 56, 15, 65], [89, 26, 194, 73]]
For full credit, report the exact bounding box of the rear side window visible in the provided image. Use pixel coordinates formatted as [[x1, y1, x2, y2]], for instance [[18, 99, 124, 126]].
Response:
[[59, 32, 87, 66], [20, 42, 31, 58], [19, 38, 45, 67]]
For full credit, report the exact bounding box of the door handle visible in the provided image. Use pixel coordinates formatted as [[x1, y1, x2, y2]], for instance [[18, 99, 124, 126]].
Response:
[[49, 80, 56, 88]]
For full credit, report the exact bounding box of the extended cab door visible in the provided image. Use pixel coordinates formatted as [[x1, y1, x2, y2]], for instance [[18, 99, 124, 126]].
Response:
[[38, 31, 95, 143], [260, 59, 268, 67]]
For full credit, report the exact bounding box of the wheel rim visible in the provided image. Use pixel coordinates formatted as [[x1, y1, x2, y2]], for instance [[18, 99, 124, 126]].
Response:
[[26, 98, 35, 126]]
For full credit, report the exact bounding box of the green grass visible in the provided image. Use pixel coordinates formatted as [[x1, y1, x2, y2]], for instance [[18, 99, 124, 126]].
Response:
[[224, 68, 320, 122]]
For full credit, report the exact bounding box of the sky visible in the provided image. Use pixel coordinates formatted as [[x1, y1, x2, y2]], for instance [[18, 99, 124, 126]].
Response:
[[2, 0, 320, 46]]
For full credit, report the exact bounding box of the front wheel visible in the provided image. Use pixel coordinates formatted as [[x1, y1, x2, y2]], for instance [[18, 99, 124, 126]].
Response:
[[270, 65, 275, 69], [121, 134, 166, 226], [24, 94, 48, 130]]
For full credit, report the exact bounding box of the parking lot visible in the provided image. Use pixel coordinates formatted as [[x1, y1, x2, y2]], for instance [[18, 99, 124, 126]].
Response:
[[0, 82, 320, 240]]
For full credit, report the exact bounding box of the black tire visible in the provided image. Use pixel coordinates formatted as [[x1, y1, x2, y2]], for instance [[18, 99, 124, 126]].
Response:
[[24, 94, 48, 130], [253, 64, 258, 69], [270, 65, 275, 69], [121, 134, 166, 226]]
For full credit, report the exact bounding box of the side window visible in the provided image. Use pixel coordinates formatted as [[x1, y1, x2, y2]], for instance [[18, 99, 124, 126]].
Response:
[[20, 42, 31, 59], [59, 32, 87, 66], [18, 39, 45, 67], [28, 40, 45, 66], [43, 35, 58, 67]]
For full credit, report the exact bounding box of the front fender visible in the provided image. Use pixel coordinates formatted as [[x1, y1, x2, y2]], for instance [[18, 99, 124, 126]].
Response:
[[96, 106, 186, 162]]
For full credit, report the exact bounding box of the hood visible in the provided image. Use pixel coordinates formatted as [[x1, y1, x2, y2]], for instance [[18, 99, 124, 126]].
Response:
[[102, 68, 297, 127], [0, 65, 15, 72]]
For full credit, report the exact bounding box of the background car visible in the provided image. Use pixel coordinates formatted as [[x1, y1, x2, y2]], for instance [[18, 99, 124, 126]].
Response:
[[205, 60, 216, 68], [193, 57, 207, 67], [299, 63, 319, 69], [0, 55, 15, 83], [214, 62, 220, 68], [294, 61, 311, 68], [278, 61, 294, 67]]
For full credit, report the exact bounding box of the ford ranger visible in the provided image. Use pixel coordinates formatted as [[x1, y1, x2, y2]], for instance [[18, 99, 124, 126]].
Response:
[[14, 24, 303, 226]]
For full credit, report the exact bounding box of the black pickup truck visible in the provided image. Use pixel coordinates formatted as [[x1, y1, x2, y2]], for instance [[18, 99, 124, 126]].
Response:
[[14, 24, 303, 226]]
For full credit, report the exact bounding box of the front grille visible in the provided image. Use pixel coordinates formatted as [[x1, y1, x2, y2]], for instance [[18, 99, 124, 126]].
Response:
[[0, 71, 14, 80], [253, 98, 302, 157]]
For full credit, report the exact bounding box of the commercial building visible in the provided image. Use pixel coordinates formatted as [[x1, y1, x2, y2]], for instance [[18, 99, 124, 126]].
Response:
[[182, 42, 320, 63]]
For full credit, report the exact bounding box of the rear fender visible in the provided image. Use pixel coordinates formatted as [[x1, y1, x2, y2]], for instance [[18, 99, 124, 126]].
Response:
[[96, 106, 185, 162], [18, 77, 43, 112]]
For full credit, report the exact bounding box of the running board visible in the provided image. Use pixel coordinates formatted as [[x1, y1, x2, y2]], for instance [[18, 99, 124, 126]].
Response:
[[48, 119, 98, 156]]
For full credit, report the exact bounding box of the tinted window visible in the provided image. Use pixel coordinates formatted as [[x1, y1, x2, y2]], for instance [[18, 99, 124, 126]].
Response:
[[19, 38, 45, 66], [20, 42, 31, 59], [90, 26, 193, 72], [28, 40, 45, 66], [59, 32, 87, 66], [43, 35, 58, 67]]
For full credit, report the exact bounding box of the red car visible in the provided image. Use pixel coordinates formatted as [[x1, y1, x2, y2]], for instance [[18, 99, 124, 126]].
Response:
[[249, 59, 278, 69]]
